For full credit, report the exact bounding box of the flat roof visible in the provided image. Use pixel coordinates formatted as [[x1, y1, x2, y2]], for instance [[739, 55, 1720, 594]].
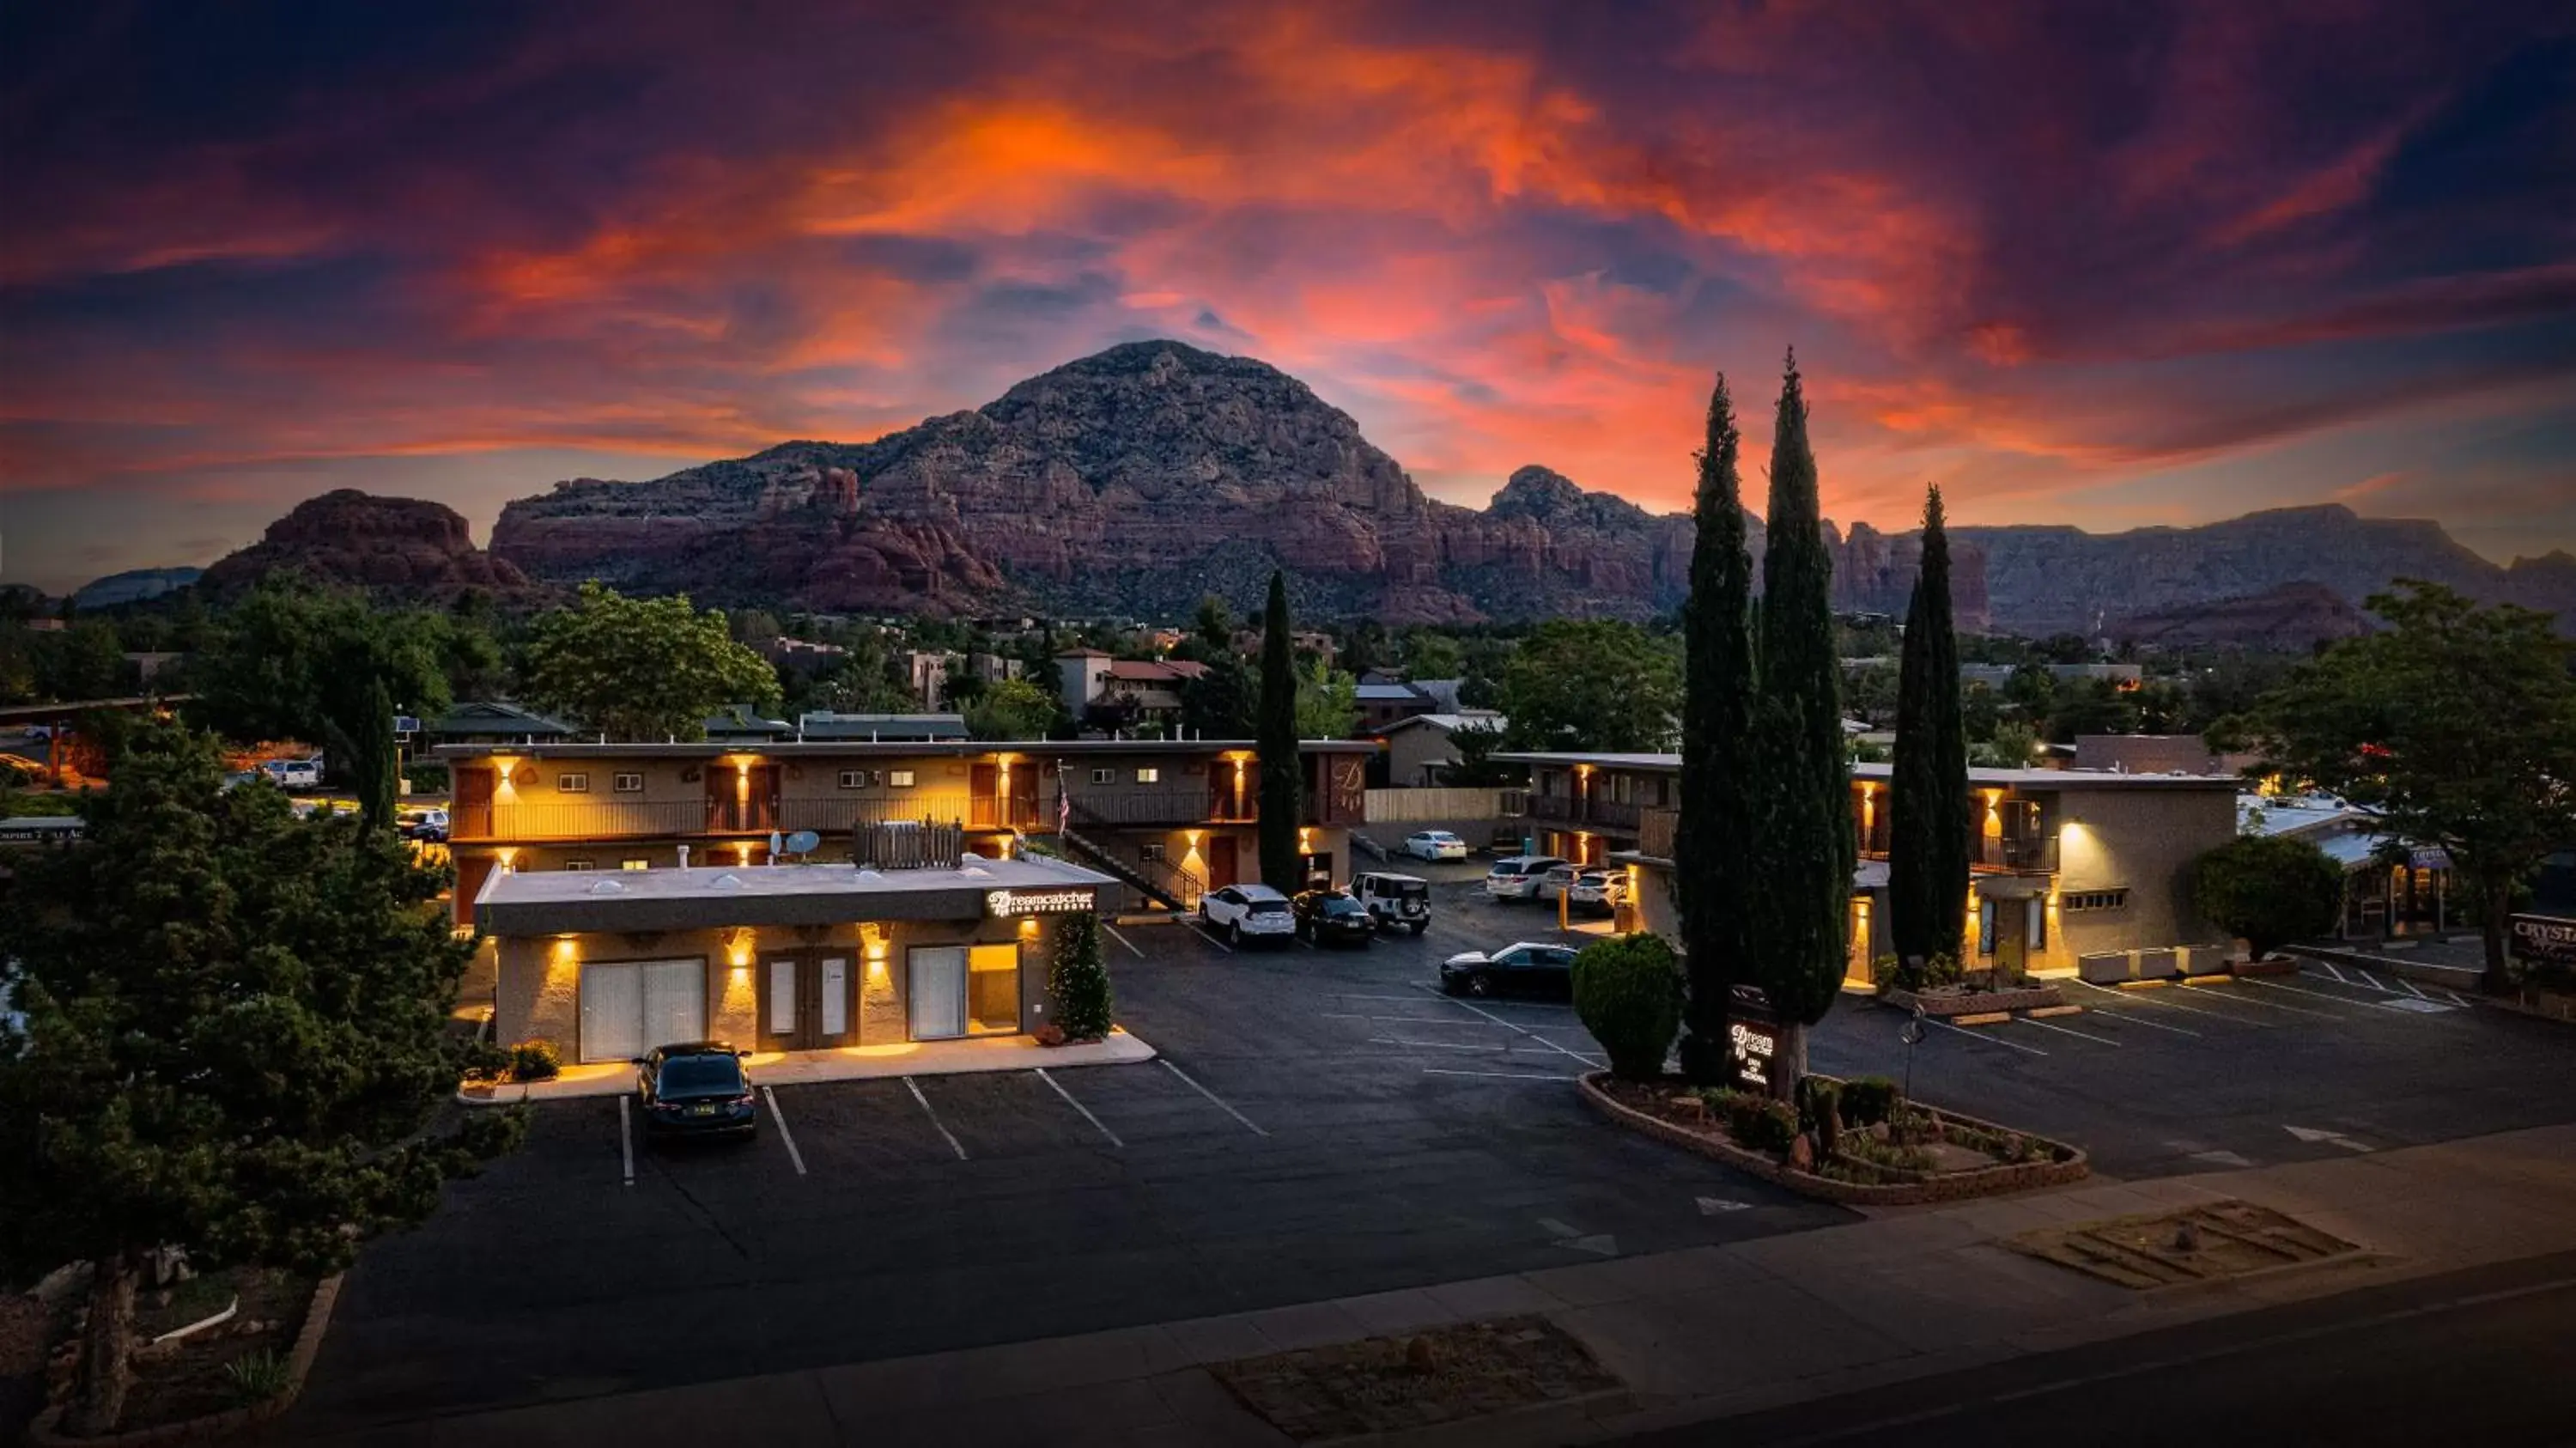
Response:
[[435, 737, 1377, 761], [1498, 751, 2238, 790], [475, 854, 1117, 935]]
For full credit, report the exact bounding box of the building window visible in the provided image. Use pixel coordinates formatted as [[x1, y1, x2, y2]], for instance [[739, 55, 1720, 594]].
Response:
[[563, 859, 594, 872], [1141, 843, 1166, 862], [1091, 768, 1114, 785], [622, 858, 650, 871], [968, 943, 1021, 1035], [888, 770, 915, 788], [838, 769, 872, 789], [1136, 767, 1160, 784], [611, 771, 643, 793], [557, 771, 591, 793], [2063, 890, 2129, 912]]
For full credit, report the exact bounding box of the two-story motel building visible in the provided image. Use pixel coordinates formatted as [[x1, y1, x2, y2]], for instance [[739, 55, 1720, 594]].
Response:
[[440, 737, 1374, 1062], [1500, 751, 2241, 985]]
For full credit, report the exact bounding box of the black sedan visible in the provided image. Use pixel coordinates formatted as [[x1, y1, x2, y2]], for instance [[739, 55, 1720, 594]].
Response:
[[635, 1042, 759, 1140], [1439, 941, 1579, 999], [1293, 889, 1378, 946]]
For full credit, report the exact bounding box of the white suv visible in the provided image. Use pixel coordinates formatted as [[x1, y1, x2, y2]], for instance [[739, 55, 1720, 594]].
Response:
[[1484, 855, 1568, 902], [1200, 884, 1297, 946]]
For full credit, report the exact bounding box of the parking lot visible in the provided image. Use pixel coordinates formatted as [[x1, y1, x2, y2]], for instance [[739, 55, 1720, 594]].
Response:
[[293, 867, 2576, 1436]]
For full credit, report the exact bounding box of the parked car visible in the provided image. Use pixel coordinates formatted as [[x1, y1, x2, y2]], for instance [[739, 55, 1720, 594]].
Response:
[[1566, 868, 1624, 915], [1440, 941, 1581, 999], [400, 807, 449, 842], [1292, 889, 1378, 946], [1351, 871, 1432, 934], [1402, 830, 1468, 862], [1199, 883, 1297, 946], [1533, 862, 1583, 903], [1484, 855, 1568, 902], [635, 1042, 758, 1141], [262, 758, 323, 790]]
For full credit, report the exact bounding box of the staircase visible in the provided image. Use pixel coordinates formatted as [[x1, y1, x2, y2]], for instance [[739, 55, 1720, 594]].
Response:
[[1055, 826, 1195, 914]]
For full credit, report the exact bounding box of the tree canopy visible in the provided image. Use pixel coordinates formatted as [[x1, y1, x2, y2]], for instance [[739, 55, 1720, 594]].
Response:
[[1676, 372, 1755, 1084], [1497, 619, 1680, 753], [1256, 572, 1305, 894], [963, 676, 1061, 740], [1293, 654, 1359, 739], [0, 717, 519, 1432], [519, 581, 779, 741], [2219, 581, 2576, 989]]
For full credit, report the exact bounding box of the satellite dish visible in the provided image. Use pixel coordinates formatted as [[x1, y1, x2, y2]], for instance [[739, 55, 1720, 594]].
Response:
[[785, 830, 821, 855]]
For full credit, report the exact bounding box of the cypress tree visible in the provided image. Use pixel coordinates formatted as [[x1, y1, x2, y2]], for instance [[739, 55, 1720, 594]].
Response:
[[1675, 374, 1755, 1084], [1748, 351, 1856, 1094], [1888, 484, 1970, 967], [1256, 570, 1305, 894]]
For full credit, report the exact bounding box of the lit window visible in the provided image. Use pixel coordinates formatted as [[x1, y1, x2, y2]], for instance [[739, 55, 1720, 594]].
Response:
[[2063, 890, 2129, 912], [1136, 767, 1160, 784], [622, 858, 649, 872], [557, 772, 591, 793], [611, 772, 643, 793], [888, 770, 915, 788], [1141, 843, 1166, 862]]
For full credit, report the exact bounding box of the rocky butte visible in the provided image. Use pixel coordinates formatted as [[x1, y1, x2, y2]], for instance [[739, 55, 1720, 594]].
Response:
[[487, 340, 1990, 625], [197, 490, 541, 603]]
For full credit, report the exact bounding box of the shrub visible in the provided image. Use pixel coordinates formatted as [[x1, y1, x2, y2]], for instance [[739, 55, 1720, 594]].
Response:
[[1796, 1078, 1843, 1156], [2190, 835, 2343, 961], [459, 1038, 512, 1083], [1725, 1093, 1799, 1155], [1839, 1076, 1902, 1127], [1050, 911, 1115, 1039], [1570, 933, 1684, 1080], [223, 1348, 294, 1404], [508, 1038, 561, 1081]]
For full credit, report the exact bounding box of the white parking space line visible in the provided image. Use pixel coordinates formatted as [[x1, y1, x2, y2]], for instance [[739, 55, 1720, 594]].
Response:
[[1412, 983, 1607, 1069], [1320, 1011, 1499, 1027], [2015, 1016, 2122, 1046], [2440, 988, 2475, 1008], [2178, 982, 2340, 1019], [1100, 922, 1145, 958], [1160, 1059, 1267, 1137], [904, 1075, 969, 1160], [2239, 975, 2419, 1013], [2401, 976, 2431, 1001], [1371, 1036, 1512, 1052], [1422, 1068, 1584, 1082], [1333, 992, 1575, 1013], [2355, 968, 2389, 992], [1929, 1018, 2048, 1055], [2069, 1001, 2202, 1037], [2318, 961, 2351, 985], [1191, 924, 1235, 953], [617, 1096, 635, 1187], [762, 1086, 807, 1176], [1036, 1068, 1124, 1147], [2069, 978, 2239, 1024]]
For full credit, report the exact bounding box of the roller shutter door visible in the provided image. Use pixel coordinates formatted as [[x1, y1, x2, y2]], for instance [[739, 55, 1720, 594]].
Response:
[[579, 958, 707, 1063]]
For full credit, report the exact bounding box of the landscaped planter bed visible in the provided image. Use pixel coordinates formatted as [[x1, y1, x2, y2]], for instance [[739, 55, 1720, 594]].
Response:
[[1580, 1074, 2088, 1205], [30, 1270, 341, 1447], [1879, 983, 2067, 1017]]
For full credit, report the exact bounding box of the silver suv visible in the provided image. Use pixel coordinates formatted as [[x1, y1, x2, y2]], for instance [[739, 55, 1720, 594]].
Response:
[[1483, 855, 1568, 902]]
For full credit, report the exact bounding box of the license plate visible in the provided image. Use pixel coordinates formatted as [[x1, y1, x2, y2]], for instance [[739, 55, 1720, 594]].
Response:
[[690, 1104, 717, 1116]]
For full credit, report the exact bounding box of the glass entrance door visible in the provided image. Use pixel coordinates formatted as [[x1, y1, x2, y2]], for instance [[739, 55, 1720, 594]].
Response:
[[762, 951, 855, 1050]]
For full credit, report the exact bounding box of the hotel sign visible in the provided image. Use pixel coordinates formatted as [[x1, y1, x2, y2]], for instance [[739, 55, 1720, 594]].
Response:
[[2510, 914, 2576, 966], [1728, 1019, 1779, 1092], [986, 887, 1095, 917]]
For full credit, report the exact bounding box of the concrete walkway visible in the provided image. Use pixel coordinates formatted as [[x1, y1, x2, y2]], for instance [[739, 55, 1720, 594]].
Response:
[[292, 1122, 2576, 1447], [460, 1027, 1157, 1104]]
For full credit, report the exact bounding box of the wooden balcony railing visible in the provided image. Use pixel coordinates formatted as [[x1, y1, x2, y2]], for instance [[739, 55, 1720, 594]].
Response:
[[1637, 807, 1677, 861], [1527, 794, 1643, 831], [453, 791, 1042, 843], [1060, 785, 1256, 826]]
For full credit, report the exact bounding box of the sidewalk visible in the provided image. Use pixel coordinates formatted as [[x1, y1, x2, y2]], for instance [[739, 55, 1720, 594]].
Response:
[[460, 1027, 1156, 1104], [292, 1123, 2576, 1446]]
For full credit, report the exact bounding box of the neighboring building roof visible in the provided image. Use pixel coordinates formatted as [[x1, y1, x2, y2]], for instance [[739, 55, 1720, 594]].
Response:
[[427, 701, 575, 739], [476, 854, 1116, 935], [794, 712, 969, 741], [433, 737, 1377, 760], [1413, 678, 1467, 711], [1379, 712, 1506, 736], [2239, 793, 2366, 839], [702, 705, 793, 739], [1103, 659, 1206, 682], [1055, 648, 1111, 659], [1355, 682, 1426, 703], [1496, 751, 2239, 790]]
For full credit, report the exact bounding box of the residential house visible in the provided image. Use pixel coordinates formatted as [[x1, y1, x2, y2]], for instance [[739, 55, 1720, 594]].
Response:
[[434, 735, 1375, 929], [2076, 733, 2261, 776], [1054, 650, 1210, 730], [1376, 711, 1507, 788], [2239, 793, 2455, 940], [1500, 750, 2240, 986], [757, 636, 850, 674], [901, 651, 951, 709]]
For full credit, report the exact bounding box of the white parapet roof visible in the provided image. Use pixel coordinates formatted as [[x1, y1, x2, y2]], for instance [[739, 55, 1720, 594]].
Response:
[[475, 854, 1117, 935]]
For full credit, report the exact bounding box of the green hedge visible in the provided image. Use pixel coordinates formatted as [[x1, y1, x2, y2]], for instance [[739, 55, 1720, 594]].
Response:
[[1571, 932, 1683, 1080]]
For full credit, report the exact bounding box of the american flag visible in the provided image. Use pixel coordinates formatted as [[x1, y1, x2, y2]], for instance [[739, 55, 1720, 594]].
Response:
[[1058, 784, 1070, 834]]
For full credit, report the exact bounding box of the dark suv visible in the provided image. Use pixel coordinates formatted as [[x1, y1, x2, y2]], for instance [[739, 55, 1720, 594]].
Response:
[[635, 1042, 758, 1141]]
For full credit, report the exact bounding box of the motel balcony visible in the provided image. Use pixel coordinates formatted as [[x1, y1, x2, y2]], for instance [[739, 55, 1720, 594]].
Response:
[[1527, 793, 1643, 831], [1056, 784, 1260, 827], [452, 791, 1046, 843]]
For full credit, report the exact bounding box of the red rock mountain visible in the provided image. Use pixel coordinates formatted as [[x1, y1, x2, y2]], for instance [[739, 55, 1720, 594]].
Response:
[[199, 490, 540, 601], [488, 340, 1990, 624]]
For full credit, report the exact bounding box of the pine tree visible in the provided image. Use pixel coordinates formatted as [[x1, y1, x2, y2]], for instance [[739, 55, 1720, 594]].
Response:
[[1675, 374, 1756, 1083], [0, 717, 520, 1433], [1888, 484, 1970, 966], [1747, 352, 1856, 1095], [1256, 570, 1305, 894], [1050, 910, 1116, 1039]]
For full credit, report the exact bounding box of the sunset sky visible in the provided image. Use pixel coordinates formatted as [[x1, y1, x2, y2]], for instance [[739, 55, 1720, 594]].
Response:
[[3, 1, 2572, 593]]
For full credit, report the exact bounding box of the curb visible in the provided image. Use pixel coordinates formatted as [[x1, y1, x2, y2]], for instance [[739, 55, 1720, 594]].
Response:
[[1348, 1384, 1638, 1448], [1577, 1074, 2089, 1206], [29, 1273, 343, 1448]]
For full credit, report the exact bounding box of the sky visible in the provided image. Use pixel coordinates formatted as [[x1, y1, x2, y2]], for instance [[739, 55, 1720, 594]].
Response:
[[3, 1, 2573, 594]]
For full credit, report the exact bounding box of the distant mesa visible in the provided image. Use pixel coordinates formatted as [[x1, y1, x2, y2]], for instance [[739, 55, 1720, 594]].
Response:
[[2104, 581, 2377, 649], [198, 489, 543, 603], [71, 566, 201, 611], [204, 341, 2574, 635]]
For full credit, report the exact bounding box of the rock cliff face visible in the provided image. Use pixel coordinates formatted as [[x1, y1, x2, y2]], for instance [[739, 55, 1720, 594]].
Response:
[[199, 490, 540, 602], [489, 341, 1990, 624], [2104, 581, 2378, 649]]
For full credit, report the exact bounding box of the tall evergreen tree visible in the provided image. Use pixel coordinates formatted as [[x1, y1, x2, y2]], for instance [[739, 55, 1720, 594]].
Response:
[[1747, 352, 1856, 1093], [1887, 484, 1971, 965], [1255, 570, 1305, 894], [1675, 374, 1756, 1083]]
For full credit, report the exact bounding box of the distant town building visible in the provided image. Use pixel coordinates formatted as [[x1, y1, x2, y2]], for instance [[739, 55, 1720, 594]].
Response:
[[1960, 662, 2144, 691], [1376, 711, 1507, 787], [1054, 650, 1210, 729], [2075, 733, 2259, 776]]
